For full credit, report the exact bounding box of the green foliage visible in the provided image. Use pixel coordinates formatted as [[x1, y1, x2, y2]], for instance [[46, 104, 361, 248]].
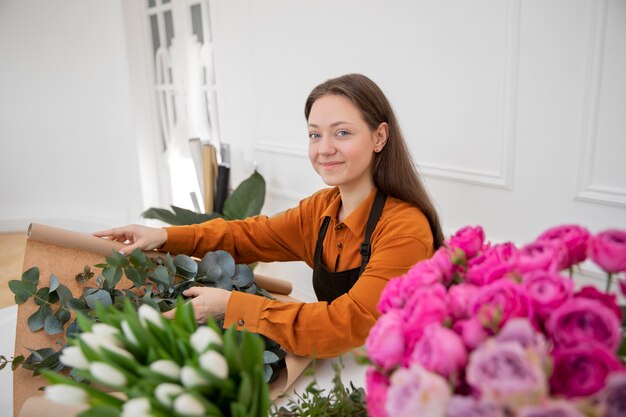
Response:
[[141, 170, 266, 225], [9, 246, 286, 383], [272, 359, 368, 417]]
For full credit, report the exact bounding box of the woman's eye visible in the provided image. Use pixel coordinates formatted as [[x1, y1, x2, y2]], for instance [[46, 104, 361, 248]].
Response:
[[337, 130, 350, 137], [308, 132, 320, 140]]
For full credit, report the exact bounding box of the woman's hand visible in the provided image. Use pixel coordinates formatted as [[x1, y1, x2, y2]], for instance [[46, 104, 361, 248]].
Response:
[[163, 287, 231, 323], [93, 224, 168, 255]]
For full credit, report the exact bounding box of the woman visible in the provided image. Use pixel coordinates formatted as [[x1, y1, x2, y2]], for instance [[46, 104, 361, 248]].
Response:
[[95, 74, 443, 358]]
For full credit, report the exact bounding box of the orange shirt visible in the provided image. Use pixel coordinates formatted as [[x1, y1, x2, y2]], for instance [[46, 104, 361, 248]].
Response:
[[162, 187, 434, 358]]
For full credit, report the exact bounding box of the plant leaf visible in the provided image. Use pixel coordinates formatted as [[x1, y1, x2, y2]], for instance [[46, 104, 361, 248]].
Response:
[[85, 289, 113, 309], [8, 280, 37, 304], [142, 205, 219, 225], [149, 265, 171, 286], [11, 355, 25, 371], [48, 274, 60, 292], [27, 304, 52, 332], [44, 314, 64, 334], [22, 267, 40, 286], [174, 254, 198, 278], [223, 171, 266, 220], [233, 264, 254, 289], [102, 266, 123, 289], [55, 284, 73, 307]]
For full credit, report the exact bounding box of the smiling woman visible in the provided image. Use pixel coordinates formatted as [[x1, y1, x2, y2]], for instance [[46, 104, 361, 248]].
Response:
[[94, 74, 443, 358]]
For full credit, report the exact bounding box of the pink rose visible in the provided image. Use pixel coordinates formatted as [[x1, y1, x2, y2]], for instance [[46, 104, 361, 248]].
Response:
[[516, 241, 566, 274], [377, 277, 406, 314], [453, 318, 490, 350], [403, 258, 447, 288], [546, 298, 622, 352], [522, 270, 573, 321], [429, 247, 456, 285], [365, 367, 390, 417], [536, 224, 591, 269], [495, 318, 546, 351], [402, 284, 449, 353], [466, 340, 548, 403], [446, 396, 504, 417], [471, 279, 533, 330], [410, 324, 468, 378], [447, 283, 479, 320], [385, 364, 451, 417], [598, 372, 626, 417], [366, 309, 405, 371], [517, 402, 585, 417], [447, 226, 485, 260], [465, 243, 518, 287], [574, 286, 622, 321], [550, 343, 622, 397], [589, 229, 626, 274]]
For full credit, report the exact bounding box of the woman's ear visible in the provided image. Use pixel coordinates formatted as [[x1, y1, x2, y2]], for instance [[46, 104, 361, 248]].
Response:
[[374, 122, 389, 153]]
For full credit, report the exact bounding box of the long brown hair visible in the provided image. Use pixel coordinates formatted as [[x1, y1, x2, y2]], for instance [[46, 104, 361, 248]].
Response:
[[304, 73, 444, 249]]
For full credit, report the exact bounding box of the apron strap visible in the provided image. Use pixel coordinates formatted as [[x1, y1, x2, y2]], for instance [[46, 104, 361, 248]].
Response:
[[358, 190, 387, 275]]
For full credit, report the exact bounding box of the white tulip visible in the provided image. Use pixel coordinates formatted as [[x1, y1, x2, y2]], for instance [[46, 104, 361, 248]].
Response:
[[173, 393, 205, 416], [190, 326, 222, 353], [59, 346, 89, 370], [44, 384, 87, 405], [199, 350, 229, 379], [121, 320, 140, 346], [138, 304, 164, 329], [91, 323, 120, 337], [121, 397, 151, 417], [155, 383, 184, 406], [150, 359, 181, 379], [180, 365, 209, 387], [89, 362, 127, 387], [81, 332, 123, 351]]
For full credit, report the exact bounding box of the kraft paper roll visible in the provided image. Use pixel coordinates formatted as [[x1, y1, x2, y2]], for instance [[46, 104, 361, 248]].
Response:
[[27, 223, 292, 296]]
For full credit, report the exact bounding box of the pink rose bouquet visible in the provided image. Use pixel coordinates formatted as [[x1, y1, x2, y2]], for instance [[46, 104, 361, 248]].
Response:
[[365, 224, 626, 417]]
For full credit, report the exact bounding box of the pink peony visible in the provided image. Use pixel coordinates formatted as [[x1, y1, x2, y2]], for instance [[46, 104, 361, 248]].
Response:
[[589, 229, 626, 274], [377, 277, 406, 314], [516, 401, 585, 417], [410, 324, 468, 378], [365, 368, 390, 417], [574, 286, 622, 321], [446, 396, 504, 417], [465, 243, 518, 287], [385, 364, 451, 417], [447, 283, 479, 320], [522, 270, 573, 321], [536, 224, 591, 269], [429, 247, 456, 285], [495, 318, 546, 350], [365, 309, 405, 371], [466, 340, 548, 403], [550, 343, 622, 398], [403, 258, 448, 288], [402, 284, 449, 353], [471, 279, 533, 330], [453, 318, 490, 350], [598, 372, 626, 417], [516, 241, 566, 274], [546, 298, 622, 352], [447, 226, 485, 260]]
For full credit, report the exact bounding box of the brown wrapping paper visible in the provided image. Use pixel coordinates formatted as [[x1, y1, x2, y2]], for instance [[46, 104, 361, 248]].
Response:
[[14, 223, 306, 417]]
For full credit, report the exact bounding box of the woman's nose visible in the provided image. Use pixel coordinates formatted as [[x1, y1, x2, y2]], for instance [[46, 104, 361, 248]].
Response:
[[318, 135, 336, 155]]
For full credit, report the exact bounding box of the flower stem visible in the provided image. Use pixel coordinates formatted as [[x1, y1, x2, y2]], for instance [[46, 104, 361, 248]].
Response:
[[605, 272, 614, 293]]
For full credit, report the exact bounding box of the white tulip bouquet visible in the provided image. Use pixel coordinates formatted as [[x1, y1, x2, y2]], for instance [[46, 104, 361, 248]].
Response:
[[43, 299, 269, 417]]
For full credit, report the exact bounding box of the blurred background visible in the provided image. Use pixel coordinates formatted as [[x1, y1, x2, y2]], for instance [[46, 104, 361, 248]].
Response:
[[0, 0, 624, 301]]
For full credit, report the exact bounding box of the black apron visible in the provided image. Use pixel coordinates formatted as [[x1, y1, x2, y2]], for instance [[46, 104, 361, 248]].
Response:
[[312, 190, 387, 303]]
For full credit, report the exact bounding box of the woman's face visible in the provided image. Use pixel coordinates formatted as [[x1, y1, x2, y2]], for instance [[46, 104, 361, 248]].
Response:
[[307, 94, 387, 194]]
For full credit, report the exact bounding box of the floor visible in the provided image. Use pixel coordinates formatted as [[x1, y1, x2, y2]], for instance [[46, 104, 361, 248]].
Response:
[[0, 233, 27, 309]]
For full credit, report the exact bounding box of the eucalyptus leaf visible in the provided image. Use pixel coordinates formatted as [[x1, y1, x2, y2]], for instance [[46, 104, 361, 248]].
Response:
[[174, 254, 198, 278], [85, 289, 113, 309], [102, 266, 123, 289], [48, 274, 60, 292], [223, 171, 266, 219], [129, 248, 147, 267], [233, 264, 254, 289], [263, 364, 273, 383], [55, 284, 73, 307], [27, 304, 52, 332], [149, 265, 171, 286], [124, 266, 144, 287], [263, 350, 280, 365], [22, 267, 40, 286], [75, 265, 94, 283], [56, 308, 71, 325], [34, 287, 50, 306], [44, 314, 64, 334], [215, 250, 236, 279], [8, 280, 37, 304]]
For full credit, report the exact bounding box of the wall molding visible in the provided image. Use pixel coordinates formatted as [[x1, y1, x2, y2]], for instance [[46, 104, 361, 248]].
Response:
[[419, 0, 520, 190], [575, 0, 626, 208], [255, 141, 308, 158]]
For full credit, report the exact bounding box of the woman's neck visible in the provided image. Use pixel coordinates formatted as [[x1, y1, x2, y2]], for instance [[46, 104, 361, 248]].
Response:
[[337, 181, 375, 223]]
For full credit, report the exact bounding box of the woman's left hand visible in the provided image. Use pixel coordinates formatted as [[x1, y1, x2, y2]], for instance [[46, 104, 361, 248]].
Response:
[[163, 287, 231, 323]]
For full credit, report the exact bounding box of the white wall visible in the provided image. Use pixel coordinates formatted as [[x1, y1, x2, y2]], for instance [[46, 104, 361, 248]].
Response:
[[210, 0, 626, 298], [0, 0, 148, 233]]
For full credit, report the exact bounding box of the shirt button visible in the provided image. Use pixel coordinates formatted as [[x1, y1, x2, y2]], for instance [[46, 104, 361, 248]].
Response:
[[335, 224, 343, 230], [337, 242, 343, 248], [237, 319, 244, 326]]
